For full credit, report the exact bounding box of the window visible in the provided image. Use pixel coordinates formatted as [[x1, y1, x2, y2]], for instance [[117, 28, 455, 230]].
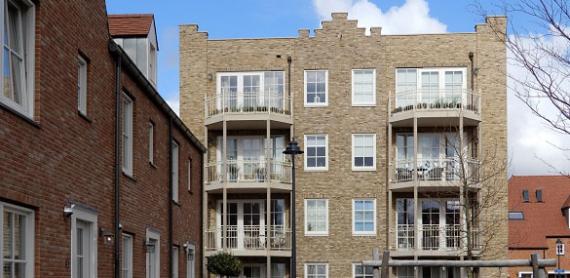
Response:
[[146, 229, 160, 278], [353, 199, 376, 235], [536, 189, 543, 202], [557, 241, 565, 256], [148, 122, 154, 165], [271, 263, 286, 278], [149, 43, 157, 85], [397, 267, 415, 278], [352, 134, 376, 170], [172, 246, 179, 278], [305, 199, 328, 235], [522, 190, 529, 202], [508, 211, 524, 220], [186, 244, 195, 278], [395, 69, 417, 109], [187, 158, 192, 192], [518, 272, 532, 278], [353, 264, 374, 278], [122, 234, 133, 278], [304, 135, 328, 170], [304, 70, 328, 106], [305, 263, 328, 278], [172, 140, 179, 202], [71, 205, 98, 278], [1, 202, 34, 278], [122, 93, 134, 175], [352, 69, 375, 106], [0, 0, 35, 117], [77, 55, 88, 115]]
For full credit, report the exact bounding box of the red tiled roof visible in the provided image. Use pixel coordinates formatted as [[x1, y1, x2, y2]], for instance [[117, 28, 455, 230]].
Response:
[[509, 175, 570, 249], [108, 14, 153, 37]]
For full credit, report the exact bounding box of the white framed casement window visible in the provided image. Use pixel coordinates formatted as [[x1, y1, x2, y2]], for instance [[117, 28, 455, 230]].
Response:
[[353, 263, 374, 278], [352, 134, 376, 171], [305, 263, 328, 278], [172, 246, 179, 278], [304, 199, 329, 236], [352, 199, 376, 236], [0, 0, 35, 118], [148, 122, 154, 165], [146, 228, 160, 278], [77, 55, 88, 115], [122, 234, 133, 278], [172, 140, 179, 202], [186, 243, 196, 278], [70, 205, 98, 278], [187, 158, 192, 192], [122, 92, 134, 176], [304, 134, 328, 171], [0, 202, 35, 278], [352, 69, 376, 106], [304, 70, 328, 107]]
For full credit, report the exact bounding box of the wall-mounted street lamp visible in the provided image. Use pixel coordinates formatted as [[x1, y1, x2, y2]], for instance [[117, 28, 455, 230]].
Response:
[[283, 139, 303, 278], [99, 228, 115, 246]]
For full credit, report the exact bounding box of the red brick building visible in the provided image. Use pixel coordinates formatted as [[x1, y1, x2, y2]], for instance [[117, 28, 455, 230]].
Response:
[[0, 1, 204, 278], [509, 176, 570, 278]]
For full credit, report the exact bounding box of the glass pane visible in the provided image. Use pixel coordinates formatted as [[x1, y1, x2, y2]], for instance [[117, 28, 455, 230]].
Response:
[[14, 214, 25, 259], [4, 262, 12, 277], [3, 48, 14, 100], [3, 211, 12, 259]]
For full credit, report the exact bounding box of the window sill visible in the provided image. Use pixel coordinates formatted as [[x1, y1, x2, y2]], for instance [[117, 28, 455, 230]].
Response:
[[0, 101, 40, 129], [149, 161, 157, 169], [78, 111, 92, 123], [353, 232, 376, 237], [351, 103, 376, 107], [172, 200, 180, 207], [304, 233, 329, 237], [304, 167, 329, 172], [304, 103, 328, 108], [352, 167, 376, 172], [122, 171, 136, 182]]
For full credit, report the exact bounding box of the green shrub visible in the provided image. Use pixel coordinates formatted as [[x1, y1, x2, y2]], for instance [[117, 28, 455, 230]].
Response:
[[207, 252, 241, 276]]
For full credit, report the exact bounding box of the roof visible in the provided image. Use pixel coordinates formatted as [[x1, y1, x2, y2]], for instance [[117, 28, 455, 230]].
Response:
[[509, 175, 570, 249], [108, 14, 154, 37]]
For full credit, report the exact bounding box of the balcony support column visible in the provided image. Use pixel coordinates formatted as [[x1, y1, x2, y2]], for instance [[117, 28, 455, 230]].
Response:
[[222, 120, 227, 250], [387, 99, 393, 250], [266, 119, 272, 278], [413, 115, 419, 276]]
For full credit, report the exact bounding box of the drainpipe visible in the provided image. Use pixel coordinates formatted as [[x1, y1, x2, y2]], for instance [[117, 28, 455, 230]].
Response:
[[469, 52, 475, 91], [112, 43, 122, 278], [168, 118, 174, 278]]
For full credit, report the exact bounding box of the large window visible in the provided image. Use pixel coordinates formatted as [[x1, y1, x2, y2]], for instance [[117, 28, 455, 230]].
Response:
[[1, 202, 34, 278], [148, 122, 154, 165], [1, 0, 35, 117], [146, 229, 160, 278], [172, 246, 179, 278], [352, 134, 376, 170], [353, 199, 376, 235], [304, 70, 328, 106], [172, 140, 179, 202], [395, 68, 467, 109], [122, 93, 134, 176], [353, 264, 374, 278], [122, 234, 133, 278], [352, 69, 375, 106], [77, 55, 88, 115], [305, 199, 328, 235], [304, 135, 328, 171], [216, 71, 285, 112], [305, 263, 328, 278], [71, 206, 98, 278]]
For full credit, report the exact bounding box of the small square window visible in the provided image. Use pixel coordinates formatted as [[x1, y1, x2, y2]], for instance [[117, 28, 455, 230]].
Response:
[[352, 134, 376, 170], [305, 135, 328, 171], [305, 199, 328, 235], [353, 264, 374, 278], [305, 263, 328, 278], [353, 199, 376, 235], [522, 190, 529, 202], [304, 70, 328, 106], [536, 189, 543, 202], [352, 69, 376, 106]]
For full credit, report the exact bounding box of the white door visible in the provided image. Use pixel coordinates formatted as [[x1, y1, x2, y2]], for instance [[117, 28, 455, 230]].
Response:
[[186, 244, 195, 278], [218, 201, 265, 250], [75, 220, 92, 278]]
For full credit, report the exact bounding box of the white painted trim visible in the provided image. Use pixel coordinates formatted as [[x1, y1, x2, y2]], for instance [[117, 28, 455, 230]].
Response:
[[351, 69, 376, 106], [304, 263, 329, 278], [146, 228, 161, 278], [78, 55, 88, 115], [304, 134, 329, 171], [122, 92, 134, 176], [186, 243, 196, 278], [122, 233, 133, 278], [71, 205, 98, 278], [0, 201, 35, 278], [304, 199, 329, 236], [352, 263, 375, 278], [351, 134, 377, 171], [172, 140, 180, 202], [352, 199, 377, 236], [304, 70, 329, 107]]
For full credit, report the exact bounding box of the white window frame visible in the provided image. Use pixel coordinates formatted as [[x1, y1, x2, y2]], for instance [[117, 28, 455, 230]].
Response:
[[186, 243, 196, 278], [122, 234, 133, 278], [394, 67, 467, 108], [352, 263, 375, 278], [122, 93, 134, 176], [71, 205, 98, 278], [557, 241, 565, 256], [77, 55, 88, 115], [304, 199, 329, 236], [172, 140, 179, 202], [187, 158, 192, 192], [352, 199, 377, 236], [146, 228, 160, 278], [0, 0, 35, 118], [352, 69, 376, 106], [304, 134, 329, 171], [352, 134, 376, 171], [304, 263, 329, 278], [304, 70, 328, 107], [172, 246, 179, 278], [0, 201, 35, 278], [148, 122, 154, 165]]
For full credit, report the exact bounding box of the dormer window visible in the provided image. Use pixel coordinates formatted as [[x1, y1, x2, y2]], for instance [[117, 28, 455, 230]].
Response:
[[522, 190, 529, 202]]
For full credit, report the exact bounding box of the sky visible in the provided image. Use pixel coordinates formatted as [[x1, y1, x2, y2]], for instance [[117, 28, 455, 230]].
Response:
[[106, 0, 570, 176]]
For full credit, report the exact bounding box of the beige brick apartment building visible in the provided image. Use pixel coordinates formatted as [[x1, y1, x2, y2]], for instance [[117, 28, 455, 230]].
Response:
[[180, 13, 508, 278]]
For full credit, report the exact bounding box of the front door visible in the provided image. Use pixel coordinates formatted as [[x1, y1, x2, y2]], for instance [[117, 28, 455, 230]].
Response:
[[421, 200, 440, 250], [218, 200, 265, 250]]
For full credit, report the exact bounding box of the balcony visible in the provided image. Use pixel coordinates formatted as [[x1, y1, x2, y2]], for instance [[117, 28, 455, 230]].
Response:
[[205, 159, 292, 192], [393, 224, 481, 257], [205, 225, 291, 257], [390, 89, 481, 127], [204, 92, 292, 128], [390, 158, 480, 191]]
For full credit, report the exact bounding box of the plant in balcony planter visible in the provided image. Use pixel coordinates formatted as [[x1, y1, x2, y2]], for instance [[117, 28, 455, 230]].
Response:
[[207, 252, 242, 277], [227, 164, 239, 182]]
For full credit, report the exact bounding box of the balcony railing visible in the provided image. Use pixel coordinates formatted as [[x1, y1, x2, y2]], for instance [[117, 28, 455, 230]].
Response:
[[393, 158, 480, 184], [205, 92, 291, 117], [205, 225, 291, 251], [396, 224, 480, 252], [206, 159, 292, 185], [392, 89, 480, 114]]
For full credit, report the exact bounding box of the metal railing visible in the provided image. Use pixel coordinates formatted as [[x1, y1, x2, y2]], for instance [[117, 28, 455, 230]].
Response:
[[206, 159, 292, 185], [205, 92, 291, 117], [393, 158, 480, 183], [395, 224, 481, 251], [205, 225, 291, 251], [393, 88, 480, 114]]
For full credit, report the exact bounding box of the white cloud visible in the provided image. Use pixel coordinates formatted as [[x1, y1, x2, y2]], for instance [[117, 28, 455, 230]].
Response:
[[166, 96, 180, 116], [312, 0, 447, 34]]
